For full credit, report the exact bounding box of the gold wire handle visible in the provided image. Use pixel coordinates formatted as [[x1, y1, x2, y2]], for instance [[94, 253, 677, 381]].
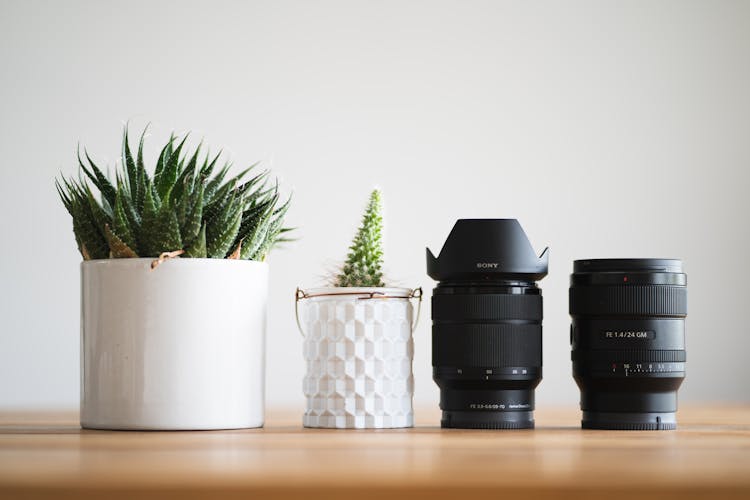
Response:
[[410, 287, 423, 332], [295, 287, 423, 338], [295, 288, 306, 338]]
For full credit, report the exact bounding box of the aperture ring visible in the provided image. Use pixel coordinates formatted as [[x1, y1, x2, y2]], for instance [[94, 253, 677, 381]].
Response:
[[432, 294, 542, 321], [433, 323, 542, 367], [570, 285, 687, 317], [571, 349, 686, 363]]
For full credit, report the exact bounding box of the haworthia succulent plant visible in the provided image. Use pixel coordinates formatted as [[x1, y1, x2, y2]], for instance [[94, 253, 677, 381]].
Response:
[[334, 189, 385, 287], [56, 125, 291, 261]]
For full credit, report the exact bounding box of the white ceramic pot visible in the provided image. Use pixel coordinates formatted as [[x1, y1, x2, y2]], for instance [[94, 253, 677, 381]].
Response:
[[297, 287, 421, 429], [80, 258, 268, 430]]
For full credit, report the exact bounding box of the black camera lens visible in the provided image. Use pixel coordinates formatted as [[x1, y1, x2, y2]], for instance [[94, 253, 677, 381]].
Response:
[[570, 259, 687, 430], [427, 219, 548, 429]]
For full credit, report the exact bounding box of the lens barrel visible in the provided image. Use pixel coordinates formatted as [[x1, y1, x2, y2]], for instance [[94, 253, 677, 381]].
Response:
[[427, 219, 548, 429], [570, 259, 687, 430], [432, 281, 543, 428]]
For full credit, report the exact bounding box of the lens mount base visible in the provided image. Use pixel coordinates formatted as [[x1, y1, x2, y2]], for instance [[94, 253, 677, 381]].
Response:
[[582, 411, 677, 430], [437, 386, 537, 429], [441, 410, 534, 429]]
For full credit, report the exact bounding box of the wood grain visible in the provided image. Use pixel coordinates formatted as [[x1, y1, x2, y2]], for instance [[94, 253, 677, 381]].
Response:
[[1, 405, 748, 499]]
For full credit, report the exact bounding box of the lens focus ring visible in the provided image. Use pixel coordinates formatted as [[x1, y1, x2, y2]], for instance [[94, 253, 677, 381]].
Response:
[[571, 349, 686, 363], [433, 323, 541, 367], [570, 285, 687, 317], [432, 293, 542, 321]]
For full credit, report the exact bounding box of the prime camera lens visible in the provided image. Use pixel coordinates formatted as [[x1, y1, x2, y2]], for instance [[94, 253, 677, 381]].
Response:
[[570, 259, 687, 430], [427, 219, 548, 429]]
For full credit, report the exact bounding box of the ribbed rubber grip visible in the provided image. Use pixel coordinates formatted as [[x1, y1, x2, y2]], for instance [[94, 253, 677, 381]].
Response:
[[571, 349, 686, 363], [443, 418, 534, 429], [433, 324, 541, 367], [581, 410, 677, 430], [432, 294, 542, 321], [582, 420, 676, 430], [570, 285, 687, 317]]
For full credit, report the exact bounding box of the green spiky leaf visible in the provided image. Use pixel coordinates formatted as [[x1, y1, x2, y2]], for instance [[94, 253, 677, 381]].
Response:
[[141, 199, 182, 256], [252, 194, 291, 261], [181, 181, 204, 247], [239, 201, 275, 260], [104, 224, 138, 258], [113, 188, 138, 253], [184, 223, 207, 258], [122, 125, 137, 197], [135, 126, 149, 212], [207, 198, 242, 258], [57, 178, 109, 260], [156, 135, 188, 201], [78, 148, 117, 209]]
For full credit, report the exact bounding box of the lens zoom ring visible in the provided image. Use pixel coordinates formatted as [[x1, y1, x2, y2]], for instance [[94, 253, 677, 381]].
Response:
[[572, 349, 686, 363], [570, 286, 687, 317], [432, 294, 542, 321], [433, 324, 541, 367]]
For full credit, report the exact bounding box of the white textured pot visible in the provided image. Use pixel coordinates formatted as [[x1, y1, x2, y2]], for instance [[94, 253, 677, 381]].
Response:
[[80, 258, 268, 430], [297, 287, 420, 429]]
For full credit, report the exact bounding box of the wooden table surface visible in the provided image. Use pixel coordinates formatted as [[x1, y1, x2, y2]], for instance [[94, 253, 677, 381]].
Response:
[[1, 406, 748, 500]]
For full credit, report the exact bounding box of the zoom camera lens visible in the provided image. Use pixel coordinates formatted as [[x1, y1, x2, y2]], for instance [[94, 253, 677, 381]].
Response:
[[427, 219, 548, 429], [570, 259, 687, 430]]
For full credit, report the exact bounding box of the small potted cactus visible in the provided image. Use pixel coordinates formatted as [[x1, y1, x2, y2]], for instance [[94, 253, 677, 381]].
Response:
[[296, 190, 420, 429], [57, 125, 290, 430]]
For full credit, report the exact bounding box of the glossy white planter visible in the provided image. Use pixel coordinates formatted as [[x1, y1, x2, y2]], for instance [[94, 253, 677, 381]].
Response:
[[297, 287, 419, 429], [80, 258, 268, 430]]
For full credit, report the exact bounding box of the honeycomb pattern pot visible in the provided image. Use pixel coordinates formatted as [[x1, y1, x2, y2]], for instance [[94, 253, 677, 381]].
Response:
[[298, 287, 418, 429]]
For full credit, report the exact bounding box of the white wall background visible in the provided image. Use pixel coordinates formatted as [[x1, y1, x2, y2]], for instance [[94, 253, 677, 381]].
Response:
[[1, 0, 748, 410]]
